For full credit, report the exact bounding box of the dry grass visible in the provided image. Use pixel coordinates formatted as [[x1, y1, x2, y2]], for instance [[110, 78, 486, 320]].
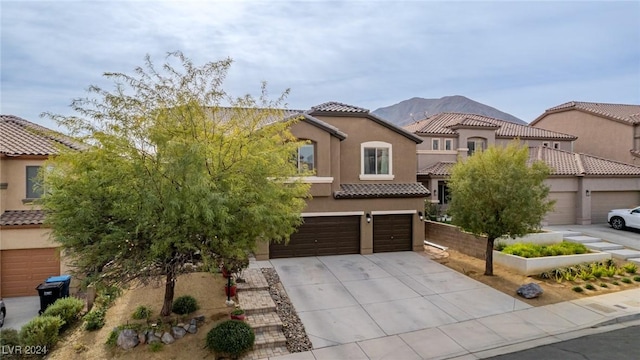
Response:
[[47, 272, 231, 359]]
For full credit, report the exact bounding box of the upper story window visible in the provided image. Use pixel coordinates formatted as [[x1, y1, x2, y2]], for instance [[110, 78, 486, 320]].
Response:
[[432, 139, 440, 150], [26, 166, 43, 199], [542, 142, 550, 147], [297, 143, 315, 173], [467, 138, 486, 156], [445, 139, 452, 151], [553, 142, 560, 149], [360, 141, 394, 180]]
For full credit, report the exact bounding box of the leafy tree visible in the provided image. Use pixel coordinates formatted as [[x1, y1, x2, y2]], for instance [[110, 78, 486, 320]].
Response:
[[42, 52, 310, 315], [447, 141, 555, 276]]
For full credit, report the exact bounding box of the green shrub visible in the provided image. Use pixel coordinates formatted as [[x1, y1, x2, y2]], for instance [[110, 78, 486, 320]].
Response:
[[43, 297, 85, 327], [612, 281, 620, 286], [584, 283, 596, 290], [622, 263, 638, 274], [621, 277, 632, 284], [0, 329, 22, 360], [600, 283, 608, 288], [572, 286, 583, 293], [634, 276, 640, 282], [501, 242, 588, 258], [206, 320, 255, 357], [172, 295, 199, 315], [83, 307, 106, 331], [149, 342, 164, 352], [494, 241, 507, 252], [106, 328, 119, 347], [20, 315, 65, 349], [132, 305, 152, 320], [95, 285, 122, 308]]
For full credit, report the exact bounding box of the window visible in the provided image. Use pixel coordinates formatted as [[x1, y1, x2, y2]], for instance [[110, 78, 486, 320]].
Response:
[[438, 181, 450, 204], [432, 139, 440, 150], [553, 142, 560, 149], [361, 141, 393, 180], [445, 139, 453, 151], [467, 138, 486, 156], [26, 166, 43, 199], [297, 143, 315, 173], [542, 142, 550, 147]]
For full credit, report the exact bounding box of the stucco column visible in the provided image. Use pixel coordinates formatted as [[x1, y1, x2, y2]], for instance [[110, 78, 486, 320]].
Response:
[[576, 177, 592, 225], [361, 213, 373, 254]]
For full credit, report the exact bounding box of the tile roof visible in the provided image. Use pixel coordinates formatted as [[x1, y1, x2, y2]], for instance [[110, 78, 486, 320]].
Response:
[[538, 101, 640, 125], [310, 102, 369, 113], [0, 210, 47, 226], [405, 113, 577, 140], [418, 147, 640, 177], [418, 162, 455, 176], [334, 183, 430, 199], [0, 115, 85, 156]]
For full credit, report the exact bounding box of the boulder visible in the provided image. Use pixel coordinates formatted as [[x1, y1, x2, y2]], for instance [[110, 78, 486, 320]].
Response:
[[117, 329, 139, 350], [161, 332, 175, 344], [187, 324, 197, 334], [146, 333, 161, 344], [517, 283, 544, 299], [171, 326, 187, 339]]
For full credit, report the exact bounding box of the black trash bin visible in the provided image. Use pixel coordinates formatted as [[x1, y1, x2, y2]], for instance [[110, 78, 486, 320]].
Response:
[[45, 275, 72, 298], [36, 282, 64, 315]]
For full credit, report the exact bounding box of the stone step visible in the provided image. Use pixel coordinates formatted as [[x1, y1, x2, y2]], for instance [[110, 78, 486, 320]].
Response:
[[240, 346, 289, 360], [564, 235, 602, 244], [246, 312, 283, 333], [237, 268, 269, 292], [252, 329, 287, 350], [557, 231, 583, 237], [628, 258, 640, 266], [608, 249, 640, 260], [237, 289, 276, 315], [584, 242, 625, 251]]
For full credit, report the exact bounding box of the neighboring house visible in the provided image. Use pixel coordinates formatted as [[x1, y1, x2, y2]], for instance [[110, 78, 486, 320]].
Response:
[[0, 115, 83, 297], [530, 101, 640, 165], [255, 102, 429, 259], [405, 112, 640, 225]]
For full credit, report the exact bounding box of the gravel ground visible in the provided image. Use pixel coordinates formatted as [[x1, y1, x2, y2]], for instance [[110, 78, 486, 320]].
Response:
[[262, 268, 313, 353]]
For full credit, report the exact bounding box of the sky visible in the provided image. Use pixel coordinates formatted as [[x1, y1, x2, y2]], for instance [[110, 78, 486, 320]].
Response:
[[1, 0, 639, 131]]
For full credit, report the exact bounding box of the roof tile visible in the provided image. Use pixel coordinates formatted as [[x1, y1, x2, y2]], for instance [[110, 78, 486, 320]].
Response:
[[0, 210, 47, 226], [0, 115, 85, 156], [405, 113, 576, 139], [334, 183, 430, 199], [544, 101, 640, 125], [310, 102, 369, 113]]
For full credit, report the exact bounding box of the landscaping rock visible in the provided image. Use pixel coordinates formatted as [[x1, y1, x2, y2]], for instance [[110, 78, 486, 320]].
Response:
[[193, 314, 205, 323], [138, 333, 146, 344], [517, 283, 544, 299], [146, 333, 161, 344], [171, 326, 187, 339], [187, 324, 197, 334], [117, 329, 139, 350], [161, 332, 175, 344]]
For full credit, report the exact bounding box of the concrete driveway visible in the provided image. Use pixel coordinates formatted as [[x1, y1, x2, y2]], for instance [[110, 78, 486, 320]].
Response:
[[1, 296, 40, 330], [270, 252, 531, 348], [545, 223, 640, 251]]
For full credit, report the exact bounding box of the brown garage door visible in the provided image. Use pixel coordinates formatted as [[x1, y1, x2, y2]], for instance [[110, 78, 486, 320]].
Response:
[[373, 214, 413, 253], [591, 191, 640, 224], [1, 248, 60, 297], [270, 216, 360, 258]]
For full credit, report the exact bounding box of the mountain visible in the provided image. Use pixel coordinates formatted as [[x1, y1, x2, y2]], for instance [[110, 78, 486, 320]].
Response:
[[372, 95, 526, 126]]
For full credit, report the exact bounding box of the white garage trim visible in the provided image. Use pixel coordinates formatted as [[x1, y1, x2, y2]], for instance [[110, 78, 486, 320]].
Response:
[[301, 211, 365, 217], [371, 210, 417, 215]]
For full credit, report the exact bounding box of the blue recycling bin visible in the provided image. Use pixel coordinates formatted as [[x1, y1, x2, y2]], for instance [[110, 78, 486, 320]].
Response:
[[46, 275, 72, 298]]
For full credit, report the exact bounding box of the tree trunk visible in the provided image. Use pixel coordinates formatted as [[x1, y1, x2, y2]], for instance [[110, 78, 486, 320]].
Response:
[[485, 237, 495, 276], [160, 271, 176, 316]]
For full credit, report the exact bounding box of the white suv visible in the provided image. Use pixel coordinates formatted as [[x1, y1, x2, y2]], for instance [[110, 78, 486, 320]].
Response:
[[608, 206, 640, 230]]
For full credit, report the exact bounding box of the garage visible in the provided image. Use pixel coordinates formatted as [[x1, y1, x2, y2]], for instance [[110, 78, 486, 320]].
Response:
[[269, 216, 360, 259], [591, 191, 640, 224], [1, 248, 60, 297], [373, 214, 413, 253], [545, 192, 577, 225]]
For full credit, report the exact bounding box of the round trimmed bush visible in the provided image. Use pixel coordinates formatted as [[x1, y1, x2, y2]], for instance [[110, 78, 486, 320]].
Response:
[[20, 315, 65, 349], [172, 295, 199, 315], [83, 308, 106, 331], [206, 320, 255, 357], [42, 297, 84, 327]]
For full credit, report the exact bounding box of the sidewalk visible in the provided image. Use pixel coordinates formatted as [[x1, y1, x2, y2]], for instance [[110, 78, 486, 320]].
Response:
[[267, 283, 640, 360]]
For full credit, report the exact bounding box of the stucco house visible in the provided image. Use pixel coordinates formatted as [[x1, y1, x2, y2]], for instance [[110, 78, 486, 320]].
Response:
[[405, 112, 640, 225], [256, 102, 429, 259], [0, 115, 83, 297], [530, 101, 640, 165]]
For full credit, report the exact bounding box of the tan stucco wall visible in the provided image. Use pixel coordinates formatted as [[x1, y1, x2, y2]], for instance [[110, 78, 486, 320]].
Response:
[[532, 111, 634, 164], [314, 115, 419, 183], [0, 157, 46, 212], [0, 227, 55, 249]]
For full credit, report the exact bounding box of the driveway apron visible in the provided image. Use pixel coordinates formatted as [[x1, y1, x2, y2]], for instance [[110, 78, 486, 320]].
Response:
[[270, 252, 531, 349]]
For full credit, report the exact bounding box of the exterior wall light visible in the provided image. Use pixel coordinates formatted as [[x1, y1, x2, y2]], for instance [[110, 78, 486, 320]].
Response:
[[586, 189, 590, 197], [418, 211, 424, 221], [366, 213, 371, 223]]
